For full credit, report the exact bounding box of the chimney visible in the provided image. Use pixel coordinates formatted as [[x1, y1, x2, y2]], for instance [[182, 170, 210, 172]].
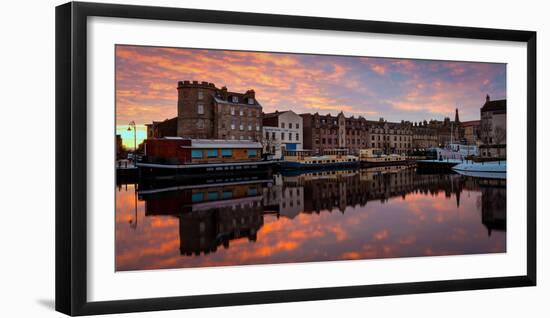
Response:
[[221, 86, 228, 100], [486, 94, 490, 103]]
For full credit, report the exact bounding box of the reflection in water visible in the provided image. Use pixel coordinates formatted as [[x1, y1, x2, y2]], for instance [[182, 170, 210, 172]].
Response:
[[115, 167, 506, 271]]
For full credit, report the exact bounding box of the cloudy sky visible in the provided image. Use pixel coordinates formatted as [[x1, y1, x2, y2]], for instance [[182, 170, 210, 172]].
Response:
[[116, 45, 506, 126]]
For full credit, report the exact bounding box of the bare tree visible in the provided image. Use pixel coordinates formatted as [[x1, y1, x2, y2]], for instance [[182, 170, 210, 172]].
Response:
[[480, 118, 492, 144], [261, 137, 280, 157], [493, 126, 506, 157]]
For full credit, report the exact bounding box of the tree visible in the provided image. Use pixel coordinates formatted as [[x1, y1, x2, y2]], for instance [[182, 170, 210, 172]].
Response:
[[479, 118, 492, 144], [261, 136, 281, 157], [493, 126, 506, 157]]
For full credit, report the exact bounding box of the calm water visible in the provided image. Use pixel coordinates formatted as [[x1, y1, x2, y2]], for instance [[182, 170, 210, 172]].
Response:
[[115, 167, 506, 271]]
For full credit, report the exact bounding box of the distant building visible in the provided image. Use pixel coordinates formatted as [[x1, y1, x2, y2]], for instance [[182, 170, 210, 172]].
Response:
[[145, 117, 177, 138], [115, 134, 123, 158], [262, 110, 303, 159], [479, 95, 506, 158], [300, 112, 413, 155], [176, 80, 262, 141], [366, 118, 413, 155], [461, 120, 481, 145]]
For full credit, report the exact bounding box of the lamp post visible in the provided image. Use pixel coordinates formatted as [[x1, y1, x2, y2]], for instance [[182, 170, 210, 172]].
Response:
[[127, 121, 136, 163]]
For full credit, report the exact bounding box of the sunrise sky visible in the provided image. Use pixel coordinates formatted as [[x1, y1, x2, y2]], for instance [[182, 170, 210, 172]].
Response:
[[115, 44, 506, 129]]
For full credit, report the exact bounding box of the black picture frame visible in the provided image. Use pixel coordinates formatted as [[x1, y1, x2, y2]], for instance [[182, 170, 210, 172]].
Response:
[[55, 1, 537, 316]]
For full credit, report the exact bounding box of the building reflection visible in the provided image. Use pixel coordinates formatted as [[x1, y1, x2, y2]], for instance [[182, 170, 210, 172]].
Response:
[[136, 167, 506, 257]]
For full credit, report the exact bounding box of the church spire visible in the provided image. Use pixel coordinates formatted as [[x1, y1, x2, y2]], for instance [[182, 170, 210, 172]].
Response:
[[454, 108, 460, 123]]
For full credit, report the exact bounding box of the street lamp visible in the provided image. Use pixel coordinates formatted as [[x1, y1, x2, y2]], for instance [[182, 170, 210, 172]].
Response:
[[127, 121, 136, 163]]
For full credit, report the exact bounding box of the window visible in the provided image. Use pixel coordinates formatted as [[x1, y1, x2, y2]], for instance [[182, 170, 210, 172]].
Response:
[[207, 149, 218, 158], [248, 187, 258, 196], [222, 149, 233, 157], [281, 132, 285, 140], [248, 136, 252, 140], [230, 107, 235, 115], [222, 191, 233, 199], [239, 109, 244, 116], [248, 98, 254, 105], [248, 124, 252, 131], [240, 124, 244, 131], [232, 96, 239, 103], [197, 104, 204, 114], [289, 133, 293, 140], [281, 122, 285, 128], [191, 150, 203, 159], [265, 132, 270, 139], [207, 192, 218, 201], [198, 90, 203, 100], [231, 122, 236, 130], [192, 192, 204, 203], [272, 132, 276, 140], [196, 120, 203, 129], [296, 123, 300, 129], [248, 149, 258, 158], [296, 133, 299, 141], [239, 136, 244, 140], [289, 123, 293, 129], [256, 125, 260, 131]]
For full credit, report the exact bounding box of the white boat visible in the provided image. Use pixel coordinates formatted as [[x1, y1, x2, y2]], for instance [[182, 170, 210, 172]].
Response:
[[452, 161, 506, 179]]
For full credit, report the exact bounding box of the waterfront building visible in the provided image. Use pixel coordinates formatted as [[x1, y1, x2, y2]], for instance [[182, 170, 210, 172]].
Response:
[[300, 112, 414, 155], [262, 110, 303, 159], [366, 118, 413, 155], [411, 122, 438, 150], [479, 95, 506, 158], [176, 80, 262, 141], [143, 138, 262, 165], [461, 120, 481, 145]]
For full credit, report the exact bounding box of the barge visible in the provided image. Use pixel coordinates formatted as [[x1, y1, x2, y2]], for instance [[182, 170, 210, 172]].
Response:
[[137, 138, 277, 179], [279, 149, 359, 170]]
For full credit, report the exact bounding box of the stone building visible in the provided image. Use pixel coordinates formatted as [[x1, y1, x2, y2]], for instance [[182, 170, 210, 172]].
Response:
[[300, 112, 413, 155], [262, 110, 303, 159], [176, 80, 263, 141], [145, 117, 177, 138], [461, 120, 481, 145], [366, 118, 413, 154], [300, 112, 370, 155], [479, 95, 506, 158], [411, 122, 439, 150]]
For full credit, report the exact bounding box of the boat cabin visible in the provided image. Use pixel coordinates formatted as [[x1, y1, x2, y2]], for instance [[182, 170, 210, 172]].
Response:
[[143, 137, 263, 165]]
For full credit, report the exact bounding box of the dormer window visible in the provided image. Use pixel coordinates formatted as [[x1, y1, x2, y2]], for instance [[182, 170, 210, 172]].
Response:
[[198, 90, 204, 100], [232, 96, 239, 103], [248, 98, 254, 105]]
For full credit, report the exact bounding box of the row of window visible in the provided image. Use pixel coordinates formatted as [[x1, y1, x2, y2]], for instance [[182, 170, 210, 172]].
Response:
[[197, 103, 260, 117], [228, 123, 261, 131], [280, 122, 300, 129], [191, 149, 258, 159], [265, 131, 300, 141]]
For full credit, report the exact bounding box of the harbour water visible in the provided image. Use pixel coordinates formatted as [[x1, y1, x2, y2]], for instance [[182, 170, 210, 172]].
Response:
[[115, 167, 506, 271]]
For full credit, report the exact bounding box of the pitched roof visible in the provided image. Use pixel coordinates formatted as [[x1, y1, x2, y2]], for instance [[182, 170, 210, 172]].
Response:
[[481, 99, 506, 112]]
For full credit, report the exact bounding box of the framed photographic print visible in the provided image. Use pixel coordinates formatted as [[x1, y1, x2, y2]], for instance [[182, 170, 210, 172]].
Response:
[[55, 1, 536, 316]]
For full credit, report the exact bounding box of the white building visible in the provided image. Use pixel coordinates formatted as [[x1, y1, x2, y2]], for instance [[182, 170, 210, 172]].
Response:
[[262, 110, 303, 159]]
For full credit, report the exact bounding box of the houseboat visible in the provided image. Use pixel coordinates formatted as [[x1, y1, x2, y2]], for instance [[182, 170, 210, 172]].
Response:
[[137, 137, 276, 178], [359, 148, 408, 167], [280, 149, 359, 171]]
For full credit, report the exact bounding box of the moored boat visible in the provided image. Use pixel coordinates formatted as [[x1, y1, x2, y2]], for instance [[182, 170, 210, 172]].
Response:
[[280, 149, 359, 170], [452, 160, 506, 179], [359, 148, 408, 167]]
